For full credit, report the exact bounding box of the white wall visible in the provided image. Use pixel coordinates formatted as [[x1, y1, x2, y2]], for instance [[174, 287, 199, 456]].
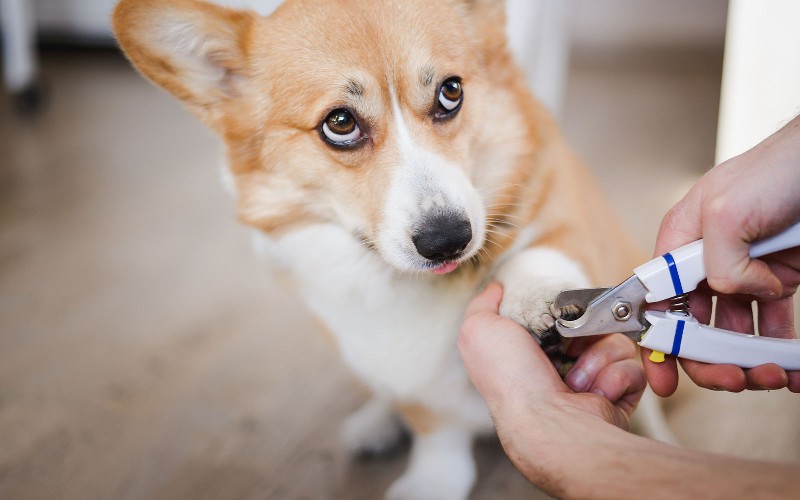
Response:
[[32, 0, 284, 38], [34, 0, 116, 38], [716, 0, 800, 163], [32, 0, 728, 52], [570, 0, 727, 51]]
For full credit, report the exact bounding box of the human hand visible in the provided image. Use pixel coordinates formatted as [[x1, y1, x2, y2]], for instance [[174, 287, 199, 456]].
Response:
[[458, 283, 646, 487], [645, 115, 800, 396]]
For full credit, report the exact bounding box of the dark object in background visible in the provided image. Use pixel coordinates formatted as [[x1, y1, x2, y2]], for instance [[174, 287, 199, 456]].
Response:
[[12, 79, 49, 116]]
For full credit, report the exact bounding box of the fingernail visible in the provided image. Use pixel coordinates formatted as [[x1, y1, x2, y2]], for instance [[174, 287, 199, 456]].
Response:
[[755, 290, 777, 299], [591, 387, 607, 399], [566, 368, 589, 392]]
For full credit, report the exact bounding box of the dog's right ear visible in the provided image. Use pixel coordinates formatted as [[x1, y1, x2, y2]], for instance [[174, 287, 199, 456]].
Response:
[[113, 0, 255, 126]]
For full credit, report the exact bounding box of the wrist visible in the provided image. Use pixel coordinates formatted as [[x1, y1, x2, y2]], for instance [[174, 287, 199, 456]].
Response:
[[494, 393, 633, 497]]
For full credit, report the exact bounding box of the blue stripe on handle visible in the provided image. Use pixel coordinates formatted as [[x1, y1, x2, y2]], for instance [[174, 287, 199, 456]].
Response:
[[662, 252, 684, 296], [670, 320, 685, 357]]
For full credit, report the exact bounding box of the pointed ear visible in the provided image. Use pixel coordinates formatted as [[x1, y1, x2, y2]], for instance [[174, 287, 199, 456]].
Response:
[[461, 0, 511, 68], [113, 0, 256, 124], [463, 0, 506, 24]]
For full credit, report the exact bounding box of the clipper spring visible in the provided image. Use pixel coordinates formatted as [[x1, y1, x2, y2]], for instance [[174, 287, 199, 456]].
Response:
[[669, 293, 690, 315]]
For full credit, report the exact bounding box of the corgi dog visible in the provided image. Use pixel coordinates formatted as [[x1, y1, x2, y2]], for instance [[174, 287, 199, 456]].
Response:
[[113, 0, 649, 497]]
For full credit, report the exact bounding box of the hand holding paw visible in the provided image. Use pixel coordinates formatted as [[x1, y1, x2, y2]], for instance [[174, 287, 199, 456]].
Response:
[[459, 283, 647, 488]]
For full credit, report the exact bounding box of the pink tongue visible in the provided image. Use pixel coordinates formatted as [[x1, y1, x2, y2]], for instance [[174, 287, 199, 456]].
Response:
[[431, 261, 459, 275]]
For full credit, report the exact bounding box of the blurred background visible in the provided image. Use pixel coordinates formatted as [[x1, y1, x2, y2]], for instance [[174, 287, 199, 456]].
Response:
[[1, 0, 798, 498]]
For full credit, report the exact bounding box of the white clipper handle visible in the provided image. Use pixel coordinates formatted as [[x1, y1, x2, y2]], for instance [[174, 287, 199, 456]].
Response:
[[640, 311, 800, 370], [634, 221, 800, 303]]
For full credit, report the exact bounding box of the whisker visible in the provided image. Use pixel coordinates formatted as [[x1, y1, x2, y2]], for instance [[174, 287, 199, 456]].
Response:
[[483, 212, 522, 220], [475, 247, 491, 265], [483, 205, 526, 216], [485, 220, 521, 229], [482, 238, 505, 250], [484, 229, 511, 237]]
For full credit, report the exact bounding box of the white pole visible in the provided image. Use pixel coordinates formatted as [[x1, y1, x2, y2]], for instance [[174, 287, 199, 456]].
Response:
[[1, 0, 38, 92]]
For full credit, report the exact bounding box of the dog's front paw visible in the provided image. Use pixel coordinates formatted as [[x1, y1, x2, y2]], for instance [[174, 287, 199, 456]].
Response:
[[385, 427, 476, 500], [386, 472, 462, 500], [494, 248, 589, 344], [385, 457, 474, 500], [499, 284, 579, 344]]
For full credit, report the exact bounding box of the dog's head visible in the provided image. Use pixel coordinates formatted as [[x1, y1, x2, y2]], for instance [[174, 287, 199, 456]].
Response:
[[115, 0, 528, 275]]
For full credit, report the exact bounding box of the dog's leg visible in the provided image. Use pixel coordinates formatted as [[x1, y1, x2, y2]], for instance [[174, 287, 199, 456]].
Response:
[[387, 404, 475, 500], [495, 247, 590, 340], [341, 396, 406, 456]]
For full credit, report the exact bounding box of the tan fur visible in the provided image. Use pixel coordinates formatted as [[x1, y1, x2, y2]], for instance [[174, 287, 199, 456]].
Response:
[[395, 403, 441, 435]]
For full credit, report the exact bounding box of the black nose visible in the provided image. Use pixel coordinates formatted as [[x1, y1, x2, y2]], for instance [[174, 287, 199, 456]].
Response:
[[412, 215, 472, 262]]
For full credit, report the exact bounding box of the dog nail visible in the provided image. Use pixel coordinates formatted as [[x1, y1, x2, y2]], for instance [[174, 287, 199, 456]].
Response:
[[560, 304, 583, 321], [541, 313, 555, 329], [557, 360, 575, 379]]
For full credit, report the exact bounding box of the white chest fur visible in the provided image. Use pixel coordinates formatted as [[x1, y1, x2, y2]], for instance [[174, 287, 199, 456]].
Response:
[[260, 224, 486, 412]]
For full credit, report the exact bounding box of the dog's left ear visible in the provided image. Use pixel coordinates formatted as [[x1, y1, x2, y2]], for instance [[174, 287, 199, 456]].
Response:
[[459, 0, 510, 64], [113, 0, 256, 128], [461, 0, 506, 23]]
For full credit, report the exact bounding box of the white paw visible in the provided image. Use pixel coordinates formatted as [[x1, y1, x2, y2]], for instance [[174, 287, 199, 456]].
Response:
[[385, 464, 473, 500], [494, 247, 590, 341], [385, 428, 476, 500], [341, 398, 405, 456], [499, 284, 567, 337]]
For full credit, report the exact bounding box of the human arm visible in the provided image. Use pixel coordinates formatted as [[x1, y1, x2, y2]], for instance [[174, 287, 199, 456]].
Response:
[[645, 114, 800, 396], [459, 283, 800, 498]]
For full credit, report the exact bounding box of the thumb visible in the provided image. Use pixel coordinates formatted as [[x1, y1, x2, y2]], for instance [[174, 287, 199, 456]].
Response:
[[702, 218, 783, 297], [459, 283, 566, 405]]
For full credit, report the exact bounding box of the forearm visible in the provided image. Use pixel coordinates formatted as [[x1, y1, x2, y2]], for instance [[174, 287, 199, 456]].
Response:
[[550, 432, 798, 499], [497, 396, 800, 499]]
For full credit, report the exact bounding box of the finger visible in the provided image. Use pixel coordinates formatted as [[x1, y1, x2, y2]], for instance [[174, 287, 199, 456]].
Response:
[[590, 359, 647, 416], [641, 348, 679, 397], [714, 295, 755, 335], [744, 364, 788, 390], [679, 358, 747, 392], [688, 286, 713, 325], [563, 334, 603, 358], [464, 282, 504, 317], [653, 188, 703, 257], [758, 297, 796, 339], [564, 334, 635, 392], [702, 199, 782, 296], [459, 287, 566, 403], [788, 371, 800, 393], [765, 252, 800, 298]]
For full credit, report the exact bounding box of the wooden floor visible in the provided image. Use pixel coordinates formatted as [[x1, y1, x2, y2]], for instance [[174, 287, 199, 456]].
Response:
[[0, 47, 797, 500]]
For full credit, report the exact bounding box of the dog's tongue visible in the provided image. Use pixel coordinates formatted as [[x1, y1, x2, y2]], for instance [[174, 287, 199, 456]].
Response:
[[431, 261, 459, 275]]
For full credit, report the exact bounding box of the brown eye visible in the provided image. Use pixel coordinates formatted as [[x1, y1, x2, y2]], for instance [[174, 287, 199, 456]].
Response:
[[321, 108, 362, 146], [436, 77, 463, 118]]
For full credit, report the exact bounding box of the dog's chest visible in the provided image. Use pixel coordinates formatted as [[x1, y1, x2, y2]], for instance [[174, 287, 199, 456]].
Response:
[[260, 224, 479, 400]]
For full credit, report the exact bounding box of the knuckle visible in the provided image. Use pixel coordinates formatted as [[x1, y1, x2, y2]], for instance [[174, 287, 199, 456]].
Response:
[[703, 193, 732, 220]]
